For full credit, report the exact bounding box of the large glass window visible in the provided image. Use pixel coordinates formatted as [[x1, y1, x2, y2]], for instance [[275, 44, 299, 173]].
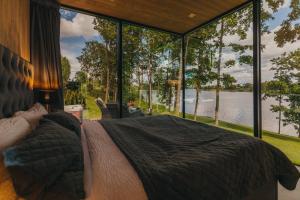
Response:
[[59, 1, 300, 165], [261, 0, 300, 165], [185, 5, 254, 136], [60, 9, 118, 120], [122, 25, 182, 117]]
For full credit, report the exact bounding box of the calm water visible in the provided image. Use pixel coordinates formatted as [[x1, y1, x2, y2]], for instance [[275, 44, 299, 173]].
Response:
[[146, 89, 297, 137]]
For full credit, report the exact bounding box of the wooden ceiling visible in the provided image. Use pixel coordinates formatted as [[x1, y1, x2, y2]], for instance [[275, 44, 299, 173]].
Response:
[[59, 0, 249, 34]]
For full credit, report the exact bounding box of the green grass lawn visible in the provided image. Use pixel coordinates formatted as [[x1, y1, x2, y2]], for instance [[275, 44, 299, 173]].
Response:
[[83, 95, 101, 120], [85, 98, 300, 165], [185, 114, 300, 166]]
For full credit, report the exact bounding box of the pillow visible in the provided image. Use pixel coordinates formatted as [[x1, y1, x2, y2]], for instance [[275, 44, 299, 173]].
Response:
[[28, 102, 47, 113], [14, 103, 48, 130], [43, 111, 81, 137], [3, 119, 85, 200], [0, 156, 23, 200], [0, 116, 31, 151]]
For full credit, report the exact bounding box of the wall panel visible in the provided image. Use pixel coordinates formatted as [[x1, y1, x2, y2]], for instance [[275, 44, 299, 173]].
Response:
[[0, 0, 30, 61]]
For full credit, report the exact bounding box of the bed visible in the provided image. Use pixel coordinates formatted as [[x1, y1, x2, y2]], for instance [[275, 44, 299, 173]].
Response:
[[0, 44, 299, 200]]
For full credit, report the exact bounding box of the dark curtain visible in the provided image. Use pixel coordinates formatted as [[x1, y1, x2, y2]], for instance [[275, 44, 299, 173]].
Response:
[[31, 0, 64, 110]]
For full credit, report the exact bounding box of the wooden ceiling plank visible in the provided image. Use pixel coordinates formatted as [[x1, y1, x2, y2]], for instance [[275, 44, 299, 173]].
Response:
[[59, 0, 248, 34]]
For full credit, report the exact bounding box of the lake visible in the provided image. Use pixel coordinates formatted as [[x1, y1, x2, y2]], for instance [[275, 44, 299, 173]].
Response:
[[146, 89, 298, 137]]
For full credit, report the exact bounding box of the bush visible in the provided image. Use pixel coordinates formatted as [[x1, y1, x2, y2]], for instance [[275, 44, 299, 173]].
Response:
[[66, 81, 81, 91], [88, 88, 102, 98], [64, 90, 86, 107], [87, 83, 94, 93]]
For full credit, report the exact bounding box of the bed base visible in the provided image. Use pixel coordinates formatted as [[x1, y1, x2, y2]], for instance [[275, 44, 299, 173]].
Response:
[[244, 181, 277, 200]]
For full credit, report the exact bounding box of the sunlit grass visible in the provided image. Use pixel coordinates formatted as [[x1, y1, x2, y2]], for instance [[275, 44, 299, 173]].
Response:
[[84, 98, 300, 165], [83, 95, 101, 120], [186, 113, 300, 165]]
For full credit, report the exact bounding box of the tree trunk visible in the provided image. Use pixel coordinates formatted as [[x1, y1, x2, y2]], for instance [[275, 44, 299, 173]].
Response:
[[168, 84, 172, 112], [175, 63, 182, 116], [156, 78, 159, 112], [104, 43, 110, 103], [105, 67, 110, 103], [194, 86, 200, 121], [138, 68, 142, 107], [148, 59, 153, 115], [114, 84, 118, 102], [278, 95, 282, 134], [215, 19, 224, 126]]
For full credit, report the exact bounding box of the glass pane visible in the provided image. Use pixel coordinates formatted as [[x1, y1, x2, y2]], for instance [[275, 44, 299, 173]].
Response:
[[185, 5, 254, 136], [60, 9, 118, 120], [261, 0, 300, 164], [122, 25, 182, 117]]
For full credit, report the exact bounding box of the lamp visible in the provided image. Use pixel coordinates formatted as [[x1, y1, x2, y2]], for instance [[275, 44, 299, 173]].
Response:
[[38, 89, 56, 112]]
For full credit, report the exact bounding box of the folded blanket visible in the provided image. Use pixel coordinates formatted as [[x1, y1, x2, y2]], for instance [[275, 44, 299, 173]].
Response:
[[3, 118, 84, 200], [100, 115, 300, 200]]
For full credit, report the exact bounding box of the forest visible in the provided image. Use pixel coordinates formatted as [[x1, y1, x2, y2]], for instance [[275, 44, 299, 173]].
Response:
[[62, 0, 300, 137]]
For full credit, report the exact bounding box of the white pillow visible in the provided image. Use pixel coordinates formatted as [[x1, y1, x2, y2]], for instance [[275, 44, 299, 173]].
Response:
[[28, 102, 48, 114], [14, 103, 48, 130], [0, 116, 31, 151]]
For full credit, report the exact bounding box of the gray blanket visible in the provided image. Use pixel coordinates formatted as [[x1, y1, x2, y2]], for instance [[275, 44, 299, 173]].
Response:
[[100, 115, 300, 200]]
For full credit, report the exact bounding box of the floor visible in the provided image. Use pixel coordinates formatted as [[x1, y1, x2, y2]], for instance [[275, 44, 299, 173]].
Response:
[[278, 167, 300, 200]]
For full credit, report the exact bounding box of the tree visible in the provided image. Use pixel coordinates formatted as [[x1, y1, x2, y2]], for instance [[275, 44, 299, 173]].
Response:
[[141, 29, 175, 114], [265, 49, 300, 136], [169, 39, 182, 116], [77, 18, 117, 103], [276, 49, 300, 137], [75, 71, 87, 84], [93, 18, 117, 103], [212, 6, 253, 125], [261, 0, 300, 136], [61, 56, 71, 86], [284, 84, 300, 137], [186, 24, 217, 120], [123, 25, 145, 106], [274, 0, 300, 47], [222, 74, 237, 90], [264, 80, 289, 134]]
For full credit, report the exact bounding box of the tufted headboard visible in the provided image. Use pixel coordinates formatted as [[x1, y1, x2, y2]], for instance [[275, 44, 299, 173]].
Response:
[[0, 44, 34, 118]]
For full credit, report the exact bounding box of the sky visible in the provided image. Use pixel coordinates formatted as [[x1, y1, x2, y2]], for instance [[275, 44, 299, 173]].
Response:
[[60, 0, 299, 83]]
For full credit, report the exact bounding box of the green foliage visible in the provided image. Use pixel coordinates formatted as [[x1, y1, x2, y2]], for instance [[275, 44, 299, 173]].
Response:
[[222, 74, 237, 89], [64, 90, 86, 106], [66, 81, 80, 91], [264, 49, 300, 136], [224, 60, 236, 67], [61, 56, 71, 85], [274, 0, 300, 47], [283, 84, 300, 135], [77, 18, 117, 103], [75, 71, 87, 84]]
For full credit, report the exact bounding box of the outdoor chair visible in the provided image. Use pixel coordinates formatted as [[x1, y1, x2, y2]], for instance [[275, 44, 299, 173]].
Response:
[[95, 98, 112, 119], [95, 98, 145, 119]]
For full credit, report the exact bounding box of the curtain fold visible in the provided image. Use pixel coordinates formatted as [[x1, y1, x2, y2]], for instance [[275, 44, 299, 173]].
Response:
[[31, 0, 64, 109]]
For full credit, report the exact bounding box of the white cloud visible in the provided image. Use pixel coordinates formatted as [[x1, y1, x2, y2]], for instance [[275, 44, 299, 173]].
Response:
[[60, 13, 98, 39], [60, 42, 81, 79]]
